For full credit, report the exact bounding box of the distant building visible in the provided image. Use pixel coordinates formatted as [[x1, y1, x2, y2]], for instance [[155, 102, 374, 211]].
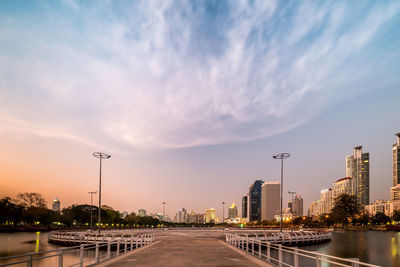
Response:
[[249, 180, 264, 222], [393, 133, 400, 186], [138, 209, 147, 217], [241, 195, 248, 218], [228, 203, 238, 219], [205, 208, 216, 223], [292, 195, 303, 217], [52, 197, 60, 212], [121, 211, 129, 218], [391, 184, 400, 201], [346, 146, 370, 208], [364, 200, 400, 217], [174, 210, 183, 223], [320, 188, 333, 214], [261, 182, 280, 221], [309, 200, 320, 217], [333, 177, 353, 201]]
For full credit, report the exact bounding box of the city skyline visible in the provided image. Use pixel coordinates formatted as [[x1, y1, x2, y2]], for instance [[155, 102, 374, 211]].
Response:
[[1, 1, 400, 219]]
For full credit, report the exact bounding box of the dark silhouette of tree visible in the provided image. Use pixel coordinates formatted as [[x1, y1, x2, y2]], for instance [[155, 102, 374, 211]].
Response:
[[372, 212, 390, 225], [16, 192, 47, 208], [0, 197, 23, 225], [331, 194, 358, 225], [393, 210, 400, 222]]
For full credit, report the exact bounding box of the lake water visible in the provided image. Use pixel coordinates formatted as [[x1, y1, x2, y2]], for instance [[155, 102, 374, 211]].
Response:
[[0, 231, 399, 267]]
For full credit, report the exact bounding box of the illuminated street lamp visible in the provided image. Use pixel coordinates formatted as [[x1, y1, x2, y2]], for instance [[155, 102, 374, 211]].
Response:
[[93, 152, 111, 234], [273, 152, 290, 233], [88, 191, 97, 231]]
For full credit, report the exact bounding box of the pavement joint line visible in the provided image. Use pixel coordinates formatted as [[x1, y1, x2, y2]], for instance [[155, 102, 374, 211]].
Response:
[[93, 241, 161, 267], [219, 241, 274, 267]]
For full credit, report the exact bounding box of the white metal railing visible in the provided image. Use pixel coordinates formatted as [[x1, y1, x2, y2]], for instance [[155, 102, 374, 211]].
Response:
[[0, 233, 154, 267], [225, 233, 381, 267]]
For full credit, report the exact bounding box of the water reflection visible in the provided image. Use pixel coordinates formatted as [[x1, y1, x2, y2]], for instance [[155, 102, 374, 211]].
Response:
[[35, 232, 40, 253]]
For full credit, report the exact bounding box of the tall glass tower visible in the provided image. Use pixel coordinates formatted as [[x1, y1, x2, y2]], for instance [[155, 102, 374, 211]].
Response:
[[346, 146, 369, 208], [249, 180, 264, 222], [393, 133, 400, 186]]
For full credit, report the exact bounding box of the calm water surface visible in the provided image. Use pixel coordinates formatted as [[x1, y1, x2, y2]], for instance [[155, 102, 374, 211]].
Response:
[[0, 231, 399, 267]]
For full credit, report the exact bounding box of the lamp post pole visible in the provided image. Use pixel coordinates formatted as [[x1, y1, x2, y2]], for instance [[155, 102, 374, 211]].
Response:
[[88, 191, 97, 231], [93, 152, 111, 234], [273, 153, 290, 233], [162, 202, 166, 221], [222, 202, 226, 223]]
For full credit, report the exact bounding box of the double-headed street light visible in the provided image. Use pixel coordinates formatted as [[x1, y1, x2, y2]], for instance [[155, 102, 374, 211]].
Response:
[[88, 191, 97, 231], [93, 152, 111, 234], [273, 152, 290, 233]]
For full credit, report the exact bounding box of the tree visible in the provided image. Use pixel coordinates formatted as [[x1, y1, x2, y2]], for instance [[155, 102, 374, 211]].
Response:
[[393, 210, 400, 222], [331, 194, 358, 225], [372, 212, 390, 225], [0, 197, 24, 225], [16, 193, 47, 208]]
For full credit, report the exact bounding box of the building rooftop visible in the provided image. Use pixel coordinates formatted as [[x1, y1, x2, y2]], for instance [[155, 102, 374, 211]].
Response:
[[334, 177, 353, 183]]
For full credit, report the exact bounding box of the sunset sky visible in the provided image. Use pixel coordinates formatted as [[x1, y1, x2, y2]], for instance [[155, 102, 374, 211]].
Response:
[[1, 1, 400, 219]]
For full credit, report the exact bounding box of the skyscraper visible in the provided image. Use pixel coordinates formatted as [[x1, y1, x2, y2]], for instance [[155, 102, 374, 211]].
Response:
[[261, 182, 280, 221], [333, 177, 353, 201], [138, 209, 147, 217], [346, 146, 369, 208], [205, 208, 216, 223], [393, 132, 400, 186], [228, 202, 238, 219], [319, 188, 333, 214], [292, 195, 303, 217], [249, 180, 264, 222], [241, 195, 248, 218], [52, 197, 60, 212]]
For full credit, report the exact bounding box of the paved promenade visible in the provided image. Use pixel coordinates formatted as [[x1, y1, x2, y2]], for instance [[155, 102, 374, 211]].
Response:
[[98, 231, 272, 267]]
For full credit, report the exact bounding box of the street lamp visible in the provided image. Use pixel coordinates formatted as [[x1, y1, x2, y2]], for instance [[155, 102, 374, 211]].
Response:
[[273, 152, 290, 233], [93, 152, 111, 234], [88, 191, 97, 231], [222, 202, 226, 224], [162, 202, 166, 221]]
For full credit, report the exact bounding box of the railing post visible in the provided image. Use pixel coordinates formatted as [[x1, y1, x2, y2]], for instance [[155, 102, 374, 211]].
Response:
[[130, 236, 134, 251], [246, 237, 249, 253], [351, 259, 360, 267], [251, 239, 254, 255], [278, 244, 282, 267], [124, 240, 127, 253], [117, 240, 120, 256], [316, 255, 321, 267], [107, 240, 111, 258], [258, 240, 261, 258], [95, 243, 99, 263], [58, 250, 63, 267], [294, 247, 299, 267], [26, 255, 33, 267], [267, 243, 270, 263], [135, 236, 138, 249], [79, 244, 84, 267]]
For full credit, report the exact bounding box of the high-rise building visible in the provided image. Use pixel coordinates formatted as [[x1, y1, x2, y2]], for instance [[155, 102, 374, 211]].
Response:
[[320, 188, 333, 214], [292, 195, 303, 217], [205, 208, 216, 223], [261, 182, 280, 221], [241, 195, 248, 218], [138, 209, 147, 217], [346, 146, 369, 208], [309, 200, 320, 217], [249, 180, 264, 222], [52, 197, 60, 212], [333, 177, 353, 201], [228, 202, 238, 219], [393, 133, 400, 186], [391, 184, 400, 201]]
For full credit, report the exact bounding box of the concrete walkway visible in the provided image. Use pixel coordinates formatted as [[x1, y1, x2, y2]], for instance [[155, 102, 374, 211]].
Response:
[[99, 231, 272, 267]]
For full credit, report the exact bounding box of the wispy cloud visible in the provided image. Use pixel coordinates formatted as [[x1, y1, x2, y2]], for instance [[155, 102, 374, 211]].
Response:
[[0, 0, 399, 150]]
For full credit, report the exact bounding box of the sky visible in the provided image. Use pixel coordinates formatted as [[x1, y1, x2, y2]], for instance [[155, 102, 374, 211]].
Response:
[[1, 0, 400, 219]]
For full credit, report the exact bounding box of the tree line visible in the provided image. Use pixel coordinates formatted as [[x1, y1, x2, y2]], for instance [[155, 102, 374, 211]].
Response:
[[0, 192, 161, 228]]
